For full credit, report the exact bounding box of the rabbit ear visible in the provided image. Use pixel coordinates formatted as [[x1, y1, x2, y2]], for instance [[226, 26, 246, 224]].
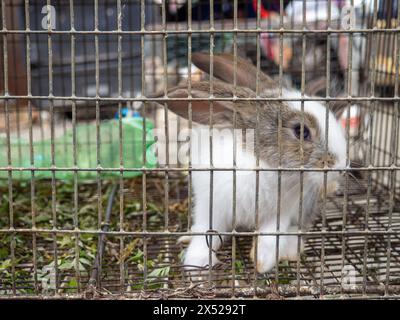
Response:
[[304, 76, 348, 119], [192, 52, 277, 92], [328, 100, 348, 119], [161, 81, 257, 126], [161, 82, 236, 125]]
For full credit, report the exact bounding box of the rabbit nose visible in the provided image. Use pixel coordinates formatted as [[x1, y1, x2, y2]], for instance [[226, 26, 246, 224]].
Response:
[[317, 153, 336, 168]]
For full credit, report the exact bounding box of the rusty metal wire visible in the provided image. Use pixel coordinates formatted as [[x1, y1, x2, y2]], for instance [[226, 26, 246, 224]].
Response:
[[0, 0, 399, 300]]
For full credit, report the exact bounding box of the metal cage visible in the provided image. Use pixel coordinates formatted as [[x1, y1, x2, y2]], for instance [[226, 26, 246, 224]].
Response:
[[0, 0, 399, 299]]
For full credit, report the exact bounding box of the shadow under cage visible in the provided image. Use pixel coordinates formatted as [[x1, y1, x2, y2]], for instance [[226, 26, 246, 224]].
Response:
[[0, 0, 399, 299]]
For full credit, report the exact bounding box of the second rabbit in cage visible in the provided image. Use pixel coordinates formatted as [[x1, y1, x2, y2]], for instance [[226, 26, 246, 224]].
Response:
[[160, 53, 346, 273]]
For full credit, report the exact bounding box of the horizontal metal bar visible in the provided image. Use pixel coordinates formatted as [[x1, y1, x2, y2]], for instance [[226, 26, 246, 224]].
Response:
[[0, 228, 399, 237], [0, 294, 397, 301], [1, 95, 400, 102], [0, 28, 399, 35], [2, 285, 400, 300], [2, 281, 400, 299], [0, 166, 398, 172]]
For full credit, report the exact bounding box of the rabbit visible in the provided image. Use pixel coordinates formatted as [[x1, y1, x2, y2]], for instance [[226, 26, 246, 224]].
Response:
[[159, 52, 346, 274]]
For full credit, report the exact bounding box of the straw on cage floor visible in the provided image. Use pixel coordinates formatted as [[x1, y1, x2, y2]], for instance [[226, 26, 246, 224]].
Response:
[[0, 174, 399, 299]]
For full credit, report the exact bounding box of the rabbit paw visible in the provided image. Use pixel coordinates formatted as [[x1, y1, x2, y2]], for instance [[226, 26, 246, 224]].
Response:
[[177, 235, 191, 245], [279, 236, 304, 261], [183, 247, 221, 283], [183, 247, 220, 270], [250, 237, 278, 274]]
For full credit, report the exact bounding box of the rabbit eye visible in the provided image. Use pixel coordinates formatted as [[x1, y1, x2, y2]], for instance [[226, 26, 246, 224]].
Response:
[[293, 124, 311, 141]]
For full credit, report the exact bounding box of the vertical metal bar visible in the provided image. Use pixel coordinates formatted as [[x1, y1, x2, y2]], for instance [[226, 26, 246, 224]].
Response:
[[94, 0, 101, 290], [381, 105, 391, 165], [231, 0, 238, 297], [253, 0, 261, 298], [384, 1, 400, 296], [45, 0, 63, 295], [278, 0, 284, 95], [365, 0, 380, 297], [343, 28, 354, 296], [162, 0, 169, 235], [141, 0, 148, 292], [361, 0, 374, 297], [340, 0, 357, 296], [187, 0, 193, 245], [377, 2, 393, 170], [361, 0, 378, 298], [320, 0, 332, 299], [8, 2, 23, 170], [69, 0, 78, 295], [362, 96, 373, 289], [2, 0, 15, 296], [375, 1, 391, 104], [208, 0, 215, 286], [296, 0, 307, 294], [67, 0, 80, 296], [276, 0, 284, 288], [117, 0, 125, 296], [35, 5, 45, 145], [23, 0, 39, 295], [371, 13, 381, 182]]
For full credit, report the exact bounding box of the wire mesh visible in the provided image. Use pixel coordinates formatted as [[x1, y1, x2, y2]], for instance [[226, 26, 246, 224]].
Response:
[[0, 0, 399, 299]]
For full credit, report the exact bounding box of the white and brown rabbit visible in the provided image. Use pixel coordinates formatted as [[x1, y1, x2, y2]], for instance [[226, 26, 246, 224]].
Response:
[[159, 53, 346, 273]]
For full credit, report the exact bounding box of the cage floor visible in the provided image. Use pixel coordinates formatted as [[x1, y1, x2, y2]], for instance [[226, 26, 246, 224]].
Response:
[[0, 174, 399, 299]]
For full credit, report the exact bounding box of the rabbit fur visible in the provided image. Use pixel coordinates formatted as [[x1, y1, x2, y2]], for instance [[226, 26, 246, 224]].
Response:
[[159, 52, 346, 273]]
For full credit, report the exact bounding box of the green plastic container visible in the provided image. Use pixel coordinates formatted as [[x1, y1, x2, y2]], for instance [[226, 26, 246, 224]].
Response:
[[0, 117, 156, 180]]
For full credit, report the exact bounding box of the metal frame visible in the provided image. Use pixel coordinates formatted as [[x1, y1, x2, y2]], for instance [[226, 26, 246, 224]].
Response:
[[0, 0, 399, 299]]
